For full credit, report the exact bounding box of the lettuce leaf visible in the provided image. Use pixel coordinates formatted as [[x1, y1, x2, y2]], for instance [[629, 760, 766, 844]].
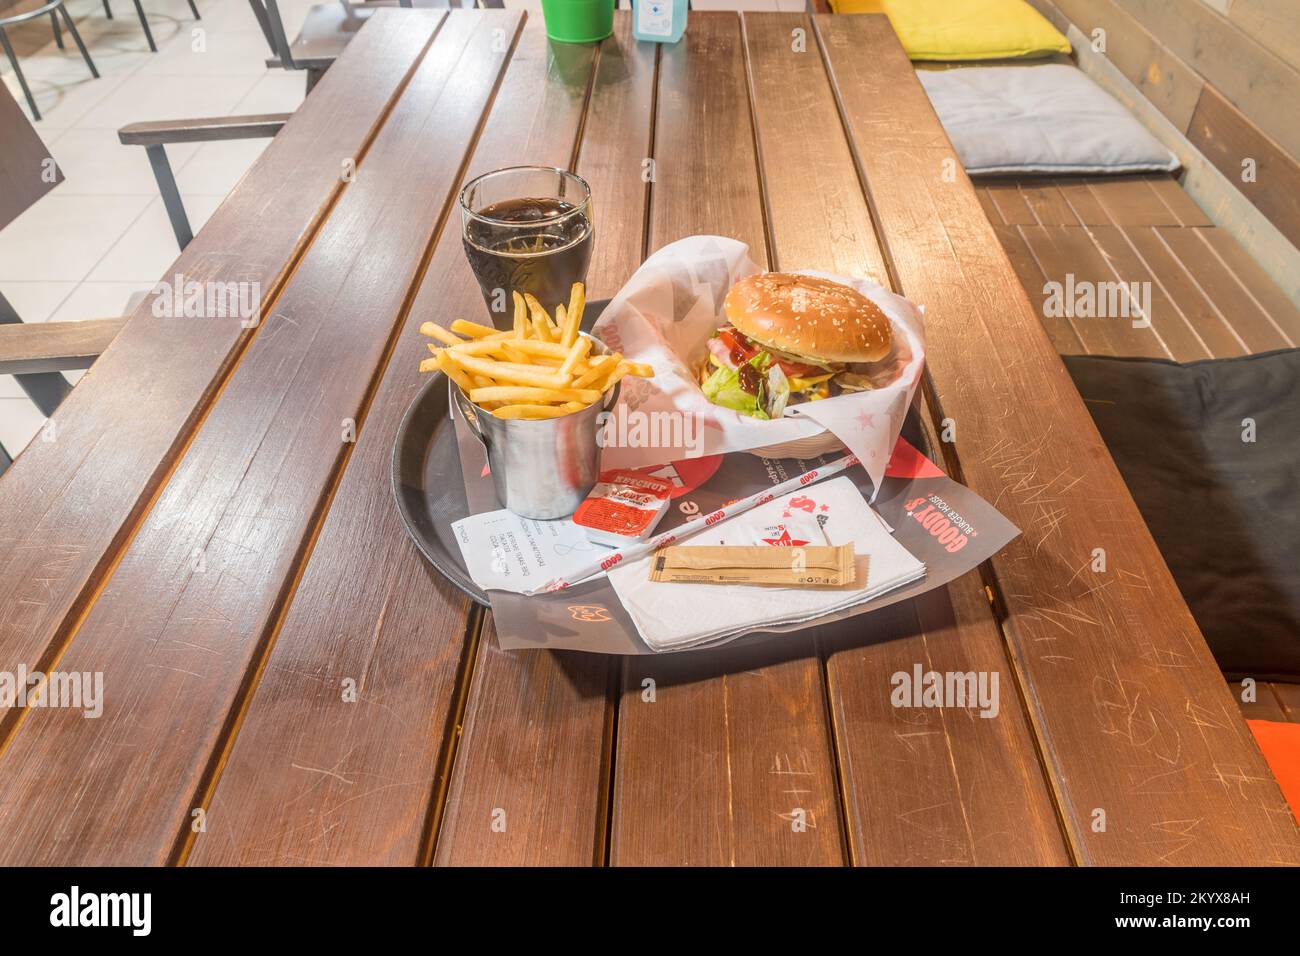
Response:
[[702, 352, 771, 419], [766, 363, 791, 418]]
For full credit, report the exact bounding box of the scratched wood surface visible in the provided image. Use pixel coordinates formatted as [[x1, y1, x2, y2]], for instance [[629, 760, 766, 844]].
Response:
[[433, 15, 656, 867], [0, 8, 447, 754], [0, 9, 1295, 867], [744, 12, 1067, 867], [816, 13, 1300, 865], [0, 9, 521, 866], [608, 12, 845, 866]]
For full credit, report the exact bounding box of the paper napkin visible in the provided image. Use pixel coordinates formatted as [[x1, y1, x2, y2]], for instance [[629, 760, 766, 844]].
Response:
[[606, 476, 926, 651]]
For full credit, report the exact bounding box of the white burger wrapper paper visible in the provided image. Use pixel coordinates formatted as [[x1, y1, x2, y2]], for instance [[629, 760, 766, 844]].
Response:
[[592, 235, 925, 497]]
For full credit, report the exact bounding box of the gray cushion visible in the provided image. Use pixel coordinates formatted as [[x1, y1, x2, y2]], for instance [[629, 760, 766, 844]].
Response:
[[918, 64, 1179, 176]]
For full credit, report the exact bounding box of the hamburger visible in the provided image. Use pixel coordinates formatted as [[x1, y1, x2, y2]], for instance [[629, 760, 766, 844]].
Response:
[[699, 272, 892, 419]]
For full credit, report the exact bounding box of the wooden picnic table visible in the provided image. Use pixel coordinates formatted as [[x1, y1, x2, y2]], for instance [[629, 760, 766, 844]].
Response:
[[0, 9, 1296, 867]]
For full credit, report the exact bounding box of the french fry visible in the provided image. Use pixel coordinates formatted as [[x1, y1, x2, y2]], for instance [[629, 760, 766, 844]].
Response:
[[603, 363, 631, 390], [434, 350, 475, 391], [420, 322, 465, 347], [523, 293, 555, 343], [491, 404, 580, 420], [447, 351, 567, 389], [469, 386, 603, 405], [562, 283, 584, 347], [619, 360, 655, 378], [442, 338, 508, 357], [512, 291, 527, 339], [450, 318, 499, 339], [417, 284, 621, 421], [509, 340, 572, 359], [571, 353, 616, 389], [558, 335, 591, 378], [498, 341, 530, 364]]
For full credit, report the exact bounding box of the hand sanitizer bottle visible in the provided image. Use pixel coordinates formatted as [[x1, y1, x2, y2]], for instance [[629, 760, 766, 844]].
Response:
[[633, 0, 687, 44]]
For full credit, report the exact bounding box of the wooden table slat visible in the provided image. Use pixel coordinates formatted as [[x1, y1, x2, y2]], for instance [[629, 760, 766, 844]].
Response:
[[825, 575, 1071, 865], [816, 13, 1300, 866], [434, 12, 656, 867], [749, 11, 1067, 867], [0, 9, 521, 867], [610, 11, 846, 866]]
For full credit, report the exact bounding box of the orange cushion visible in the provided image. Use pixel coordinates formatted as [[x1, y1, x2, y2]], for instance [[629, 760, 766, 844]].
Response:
[[1247, 719, 1300, 824]]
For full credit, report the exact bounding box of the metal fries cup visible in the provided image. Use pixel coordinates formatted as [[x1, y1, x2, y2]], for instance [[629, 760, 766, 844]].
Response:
[[452, 335, 619, 520]]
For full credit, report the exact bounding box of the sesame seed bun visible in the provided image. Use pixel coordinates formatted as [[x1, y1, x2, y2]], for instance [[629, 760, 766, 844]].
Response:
[[723, 272, 892, 364]]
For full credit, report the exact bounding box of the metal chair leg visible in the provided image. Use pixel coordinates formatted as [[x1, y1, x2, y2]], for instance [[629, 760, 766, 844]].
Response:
[[50, 10, 64, 49], [0, 27, 39, 121], [103, 0, 114, 18], [59, 5, 99, 79], [0, 292, 71, 418], [247, 0, 274, 53], [144, 144, 194, 249], [132, 0, 157, 52], [188, 0, 200, 19]]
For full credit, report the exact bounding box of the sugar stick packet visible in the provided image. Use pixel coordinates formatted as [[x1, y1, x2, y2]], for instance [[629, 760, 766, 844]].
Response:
[[649, 544, 857, 586]]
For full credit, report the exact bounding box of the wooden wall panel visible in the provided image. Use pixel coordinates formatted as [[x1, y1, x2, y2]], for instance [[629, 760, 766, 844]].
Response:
[[1118, 0, 1300, 159], [1040, 0, 1204, 131], [1228, 0, 1300, 74], [1187, 85, 1300, 249]]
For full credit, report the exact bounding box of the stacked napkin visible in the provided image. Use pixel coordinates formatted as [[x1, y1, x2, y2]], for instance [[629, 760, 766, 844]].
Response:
[[607, 476, 925, 651]]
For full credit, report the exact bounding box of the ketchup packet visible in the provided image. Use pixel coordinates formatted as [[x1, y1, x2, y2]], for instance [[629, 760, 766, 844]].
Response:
[[572, 469, 674, 547]]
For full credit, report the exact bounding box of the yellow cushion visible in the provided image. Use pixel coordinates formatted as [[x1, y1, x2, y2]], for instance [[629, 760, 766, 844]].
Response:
[[831, 0, 1072, 61]]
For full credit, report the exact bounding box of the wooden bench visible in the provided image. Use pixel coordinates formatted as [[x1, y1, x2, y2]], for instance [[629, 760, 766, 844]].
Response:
[[976, 174, 1300, 719], [976, 174, 1299, 361]]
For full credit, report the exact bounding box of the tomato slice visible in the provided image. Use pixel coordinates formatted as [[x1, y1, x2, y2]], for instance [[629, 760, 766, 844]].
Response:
[[716, 328, 757, 365]]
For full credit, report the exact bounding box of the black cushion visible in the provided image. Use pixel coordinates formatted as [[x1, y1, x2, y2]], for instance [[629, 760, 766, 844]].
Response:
[[1065, 349, 1300, 680]]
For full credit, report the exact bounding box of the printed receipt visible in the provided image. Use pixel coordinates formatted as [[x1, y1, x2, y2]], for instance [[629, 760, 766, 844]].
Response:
[[453, 509, 608, 593]]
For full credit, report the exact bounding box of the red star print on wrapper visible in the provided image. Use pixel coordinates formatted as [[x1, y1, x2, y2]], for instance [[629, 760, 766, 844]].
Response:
[[762, 529, 810, 547]]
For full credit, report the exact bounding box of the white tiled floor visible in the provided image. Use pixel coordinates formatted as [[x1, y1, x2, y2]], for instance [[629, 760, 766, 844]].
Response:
[[0, 0, 313, 455], [0, 0, 793, 459]]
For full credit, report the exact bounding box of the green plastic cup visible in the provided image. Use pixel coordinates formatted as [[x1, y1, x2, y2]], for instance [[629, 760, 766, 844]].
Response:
[[540, 0, 614, 44]]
